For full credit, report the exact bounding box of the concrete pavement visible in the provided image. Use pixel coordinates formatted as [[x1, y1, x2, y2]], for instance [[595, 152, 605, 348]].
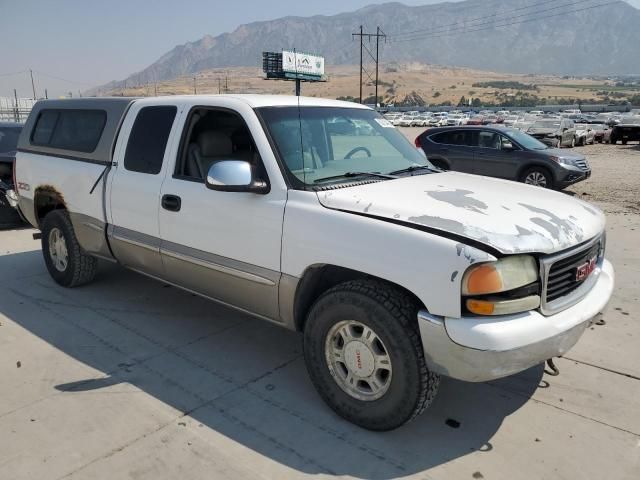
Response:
[[0, 214, 638, 479]]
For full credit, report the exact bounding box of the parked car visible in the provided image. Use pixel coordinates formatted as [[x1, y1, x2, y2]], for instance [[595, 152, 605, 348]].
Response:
[[416, 126, 591, 189], [467, 115, 484, 125], [410, 115, 429, 127], [445, 113, 467, 126], [482, 114, 501, 124], [590, 123, 612, 143], [610, 117, 640, 144], [15, 96, 612, 431], [526, 118, 576, 148], [0, 122, 25, 227], [574, 123, 596, 146], [397, 115, 414, 127]]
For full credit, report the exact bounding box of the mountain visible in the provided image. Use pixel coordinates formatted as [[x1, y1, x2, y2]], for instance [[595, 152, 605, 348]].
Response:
[[96, 0, 640, 92]]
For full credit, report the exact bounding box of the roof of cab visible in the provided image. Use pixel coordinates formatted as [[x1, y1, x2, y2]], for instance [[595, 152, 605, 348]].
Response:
[[132, 94, 371, 110]]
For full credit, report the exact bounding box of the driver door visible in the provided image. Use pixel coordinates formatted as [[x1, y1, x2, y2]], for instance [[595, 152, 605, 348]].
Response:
[[474, 131, 519, 179], [158, 102, 287, 320]]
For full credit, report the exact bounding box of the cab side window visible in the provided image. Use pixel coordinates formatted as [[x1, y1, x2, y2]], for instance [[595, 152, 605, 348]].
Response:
[[124, 106, 177, 175], [175, 108, 264, 182]]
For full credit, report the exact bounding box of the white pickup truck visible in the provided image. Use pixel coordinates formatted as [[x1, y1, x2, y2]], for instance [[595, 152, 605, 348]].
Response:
[[15, 95, 614, 431]]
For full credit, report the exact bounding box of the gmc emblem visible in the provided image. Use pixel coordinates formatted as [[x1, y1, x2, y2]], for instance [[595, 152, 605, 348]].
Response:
[[576, 256, 597, 282]]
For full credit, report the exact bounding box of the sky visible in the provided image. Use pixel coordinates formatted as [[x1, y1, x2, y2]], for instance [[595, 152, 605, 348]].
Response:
[[1, 0, 638, 98]]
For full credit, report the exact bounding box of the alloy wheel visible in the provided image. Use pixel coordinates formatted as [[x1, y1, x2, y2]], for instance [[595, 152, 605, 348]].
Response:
[[325, 320, 392, 401]]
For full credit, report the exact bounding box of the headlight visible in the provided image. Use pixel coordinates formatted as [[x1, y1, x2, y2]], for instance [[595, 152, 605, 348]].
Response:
[[462, 255, 538, 295], [462, 256, 540, 316], [549, 155, 573, 166]]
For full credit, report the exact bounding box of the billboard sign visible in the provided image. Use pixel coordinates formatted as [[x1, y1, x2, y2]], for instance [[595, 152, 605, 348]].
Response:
[[282, 50, 324, 77]]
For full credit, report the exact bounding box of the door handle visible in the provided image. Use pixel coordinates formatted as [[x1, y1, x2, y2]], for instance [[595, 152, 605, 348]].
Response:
[[161, 194, 181, 212]]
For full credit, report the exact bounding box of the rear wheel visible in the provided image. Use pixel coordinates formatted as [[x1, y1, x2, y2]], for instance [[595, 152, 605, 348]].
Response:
[[303, 280, 440, 431], [521, 166, 553, 189], [41, 210, 98, 287]]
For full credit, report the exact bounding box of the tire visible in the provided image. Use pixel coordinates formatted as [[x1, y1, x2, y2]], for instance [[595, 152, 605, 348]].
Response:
[[570, 137, 576, 148], [303, 279, 440, 431], [521, 166, 554, 189], [41, 209, 98, 287]]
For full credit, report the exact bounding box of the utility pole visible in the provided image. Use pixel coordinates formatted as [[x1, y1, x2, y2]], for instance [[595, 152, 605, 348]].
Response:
[[29, 69, 37, 99], [352, 27, 386, 105], [218, 77, 221, 94], [45, 89, 48, 99], [13, 89, 19, 123], [193, 75, 197, 94], [358, 26, 363, 103], [225, 73, 228, 93]]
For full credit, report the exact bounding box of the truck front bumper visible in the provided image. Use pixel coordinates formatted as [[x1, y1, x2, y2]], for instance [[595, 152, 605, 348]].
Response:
[[417, 259, 614, 382]]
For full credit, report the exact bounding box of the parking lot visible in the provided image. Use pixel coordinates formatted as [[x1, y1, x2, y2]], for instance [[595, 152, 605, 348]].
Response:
[[1, 142, 639, 479]]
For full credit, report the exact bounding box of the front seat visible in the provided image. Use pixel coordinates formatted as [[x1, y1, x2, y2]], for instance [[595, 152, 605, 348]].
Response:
[[185, 131, 234, 179]]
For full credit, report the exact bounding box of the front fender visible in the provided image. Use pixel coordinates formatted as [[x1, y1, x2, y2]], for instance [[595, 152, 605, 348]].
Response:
[[281, 190, 495, 319]]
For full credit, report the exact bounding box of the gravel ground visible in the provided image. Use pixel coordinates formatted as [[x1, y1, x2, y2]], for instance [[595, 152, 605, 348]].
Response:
[[400, 127, 640, 215]]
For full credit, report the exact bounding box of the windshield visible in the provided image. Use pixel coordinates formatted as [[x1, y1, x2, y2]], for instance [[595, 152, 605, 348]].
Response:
[[0, 127, 21, 153], [506, 129, 549, 150], [532, 120, 560, 128], [258, 107, 431, 187]]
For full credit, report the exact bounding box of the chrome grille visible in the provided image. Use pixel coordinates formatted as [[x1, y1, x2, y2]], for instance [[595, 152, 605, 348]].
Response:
[[540, 235, 604, 315]]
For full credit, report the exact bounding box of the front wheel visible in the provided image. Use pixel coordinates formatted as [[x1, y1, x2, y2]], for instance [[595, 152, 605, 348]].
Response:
[[303, 280, 440, 431], [521, 167, 554, 189], [41, 210, 98, 287]]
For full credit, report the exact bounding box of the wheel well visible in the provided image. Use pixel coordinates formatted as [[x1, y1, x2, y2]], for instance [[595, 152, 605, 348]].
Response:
[[292, 265, 423, 332], [34, 186, 67, 227]]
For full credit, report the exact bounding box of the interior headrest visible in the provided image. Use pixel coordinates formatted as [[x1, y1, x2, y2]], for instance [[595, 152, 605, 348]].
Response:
[[198, 131, 232, 157]]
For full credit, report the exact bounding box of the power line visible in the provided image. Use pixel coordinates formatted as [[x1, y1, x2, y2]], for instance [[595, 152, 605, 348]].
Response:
[[389, 0, 576, 39], [0, 70, 28, 77], [31, 70, 94, 86], [391, 0, 621, 43]]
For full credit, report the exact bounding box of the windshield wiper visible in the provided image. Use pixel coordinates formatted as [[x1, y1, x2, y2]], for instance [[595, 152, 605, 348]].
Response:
[[313, 171, 397, 184], [388, 164, 438, 175]]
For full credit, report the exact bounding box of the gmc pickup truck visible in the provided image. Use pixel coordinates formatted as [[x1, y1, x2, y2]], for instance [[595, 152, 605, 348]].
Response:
[[15, 96, 614, 431]]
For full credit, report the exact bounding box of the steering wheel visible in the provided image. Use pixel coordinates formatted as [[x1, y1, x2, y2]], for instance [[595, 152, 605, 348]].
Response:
[[344, 146, 372, 159]]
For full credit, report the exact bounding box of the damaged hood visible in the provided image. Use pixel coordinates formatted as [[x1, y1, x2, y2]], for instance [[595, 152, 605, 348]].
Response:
[[317, 172, 605, 255]]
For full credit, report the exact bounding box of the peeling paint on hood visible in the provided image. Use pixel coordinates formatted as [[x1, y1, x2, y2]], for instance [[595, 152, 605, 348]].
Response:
[[317, 172, 605, 255]]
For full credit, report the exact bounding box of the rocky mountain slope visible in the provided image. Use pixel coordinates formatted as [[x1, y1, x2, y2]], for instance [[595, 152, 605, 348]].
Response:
[[96, 0, 640, 92]]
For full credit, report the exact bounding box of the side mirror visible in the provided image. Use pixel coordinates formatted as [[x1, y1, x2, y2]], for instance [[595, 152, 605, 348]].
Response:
[[205, 160, 268, 194]]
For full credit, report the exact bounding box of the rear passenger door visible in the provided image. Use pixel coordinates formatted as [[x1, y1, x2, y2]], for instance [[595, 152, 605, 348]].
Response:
[[427, 130, 476, 173], [107, 102, 181, 277]]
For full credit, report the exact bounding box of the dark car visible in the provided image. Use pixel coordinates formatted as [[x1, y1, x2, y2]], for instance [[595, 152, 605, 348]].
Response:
[[415, 126, 591, 189], [526, 118, 576, 148], [610, 117, 640, 144], [0, 122, 24, 227]]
